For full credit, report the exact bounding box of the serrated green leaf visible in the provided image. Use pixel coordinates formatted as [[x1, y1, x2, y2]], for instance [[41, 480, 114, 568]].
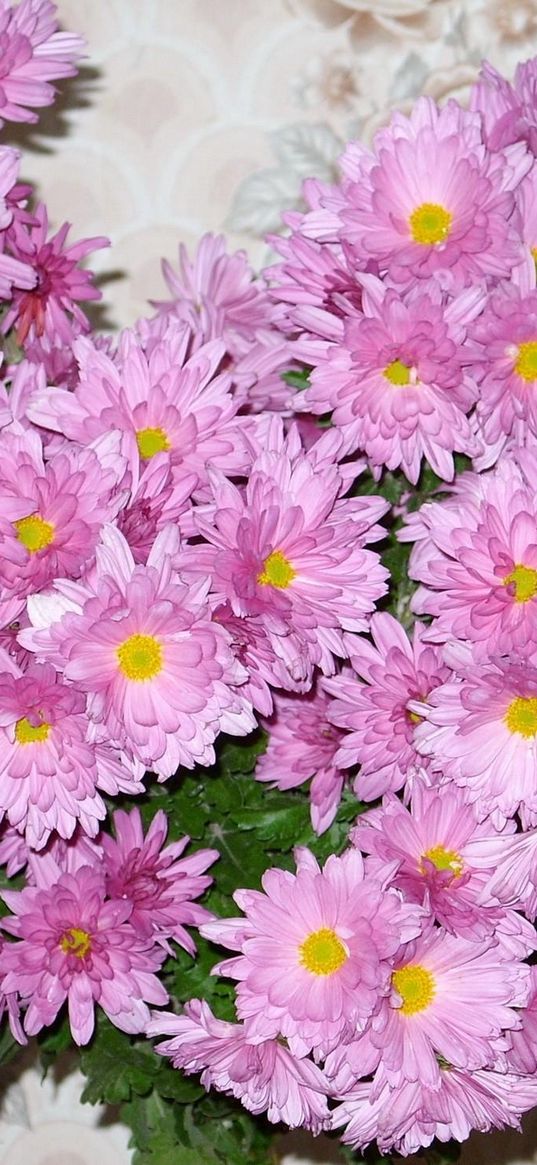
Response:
[[80, 1017, 158, 1105]]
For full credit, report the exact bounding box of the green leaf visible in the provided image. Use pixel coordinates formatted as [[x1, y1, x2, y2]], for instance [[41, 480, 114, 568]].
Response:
[[281, 367, 311, 391], [80, 1016, 158, 1105]]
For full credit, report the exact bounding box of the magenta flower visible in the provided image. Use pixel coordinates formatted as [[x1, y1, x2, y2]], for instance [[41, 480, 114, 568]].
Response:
[[256, 683, 346, 835], [101, 808, 217, 954], [148, 999, 331, 1132], [0, 0, 84, 127], [336, 97, 529, 290], [404, 456, 537, 654], [153, 233, 275, 359], [0, 864, 168, 1044], [201, 846, 423, 1057], [324, 613, 451, 801], [3, 203, 108, 345], [21, 526, 254, 778], [414, 647, 537, 826], [303, 275, 483, 483], [352, 784, 512, 939], [0, 427, 122, 601]]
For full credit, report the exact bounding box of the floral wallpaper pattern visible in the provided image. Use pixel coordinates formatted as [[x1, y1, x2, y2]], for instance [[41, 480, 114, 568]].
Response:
[[2, 1, 537, 1162]]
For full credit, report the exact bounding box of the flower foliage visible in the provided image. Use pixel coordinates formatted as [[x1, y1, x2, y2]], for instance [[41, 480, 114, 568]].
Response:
[[2, 10, 537, 1165]]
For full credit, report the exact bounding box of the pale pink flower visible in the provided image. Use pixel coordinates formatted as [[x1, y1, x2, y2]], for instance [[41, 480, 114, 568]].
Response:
[[470, 58, 537, 155], [101, 808, 217, 954], [0, 147, 35, 297], [324, 613, 450, 801], [256, 683, 346, 834], [211, 604, 309, 717], [0, 0, 84, 127], [484, 829, 537, 921], [0, 864, 168, 1044], [148, 999, 331, 1132], [508, 967, 537, 1074], [201, 846, 423, 1057], [0, 822, 28, 875]]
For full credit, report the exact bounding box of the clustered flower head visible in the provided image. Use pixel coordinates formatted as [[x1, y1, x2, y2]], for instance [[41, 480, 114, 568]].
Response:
[[2, 6, 537, 1157]]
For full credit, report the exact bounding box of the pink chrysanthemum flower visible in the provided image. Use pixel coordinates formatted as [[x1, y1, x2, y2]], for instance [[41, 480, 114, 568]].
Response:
[[20, 525, 254, 778], [0, 426, 123, 601], [368, 928, 530, 1088], [303, 275, 483, 483], [332, 97, 529, 290], [3, 203, 108, 345], [211, 604, 309, 717], [403, 456, 537, 654], [0, 822, 28, 875], [470, 58, 537, 155], [333, 1062, 537, 1157], [323, 613, 451, 801], [469, 280, 537, 468], [0, 864, 168, 1044], [116, 454, 196, 564], [148, 999, 331, 1132], [190, 421, 389, 677], [508, 967, 537, 1074], [414, 646, 537, 826], [201, 846, 423, 1058], [0, 0, 84, 127], [153, 233, 275, 358], [352, 784, 511, 939], [484, 829, 537, 922], [28, 320, 248, 486], [256, 683, 346, 835], [101, 808, 217, 954], [0, 147, 35, 297]]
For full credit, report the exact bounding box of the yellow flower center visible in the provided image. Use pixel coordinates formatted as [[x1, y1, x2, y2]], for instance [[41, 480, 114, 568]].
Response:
[[503, 564, 537, 604], [14, 716, 51, 744], [515, 341, 537, 382], [60, 927, 92, 959], [14, 514, 55, 554], [421, 844, 463, 877], [409, 202, 452, 246], [383, 359, 412, 386], [117, 633, 163, 681], [504, 696, 537, 739], [392, 964, 436, 1015], [257, 550, 296, 589], [136, 426, 171, 460], [298, 927, 348, 976]]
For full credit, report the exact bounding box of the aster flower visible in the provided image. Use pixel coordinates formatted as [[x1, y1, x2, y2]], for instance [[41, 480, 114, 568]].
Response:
[[0, 426, 123, 601], [148, 999, 331, 1132], [368, 928, 530, 1087], [3, 203, 108, 346], [323, 612, 451, 801], [20, 525, 254, 778], [0, 864, 168, 1044], [101, 807, 217, 954], [403, 456, 537, 654], [201, 846, 423, 1058], [153, 233, 275, 359], [303, 275, 483, 483], [27, 320, 248, 486], [414, 645, 537, 826], [0, 0, 83, 126], [322, 97, 530, 291], [255, 683, 346, 835], [352, 783, 512, 938], [470, 58, 537, 155]]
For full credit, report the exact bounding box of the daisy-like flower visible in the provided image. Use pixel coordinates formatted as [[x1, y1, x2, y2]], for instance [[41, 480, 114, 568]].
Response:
[[470, 58, 537, 155], [190, 420, 389, 677], [20, 525, 254, 778], [153, 233, 275, 359], [0, 426, 123, 601], [323, 613, 451, 801], [333, 1062, 537, 1157], [0, 0, 84, 127], [414, 646, 537, 826], [303, 275, 483, 483], [484, 829, 537, 921], [0, 822, 28, 875], [0, 147, 35, 298], [201, 846, 423, 1058], [101, 808, 218, 954], [403, 456, 537, 654], [0, 863, 168, 1044], [148, 999, 331, 1132], [255, 683, 346, 835], [329, 97, 530, 290], [116, 453, 196, 565], [211, 603, 309, 717], [352, 784, 512, 938], [27, 320, 248, 486], [3, 203, 108, 346], [367, 928, 530, 1090]]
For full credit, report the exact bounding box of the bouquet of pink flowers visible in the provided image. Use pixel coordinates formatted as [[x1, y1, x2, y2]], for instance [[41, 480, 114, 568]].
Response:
[[2, 4, 537, 1162]]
